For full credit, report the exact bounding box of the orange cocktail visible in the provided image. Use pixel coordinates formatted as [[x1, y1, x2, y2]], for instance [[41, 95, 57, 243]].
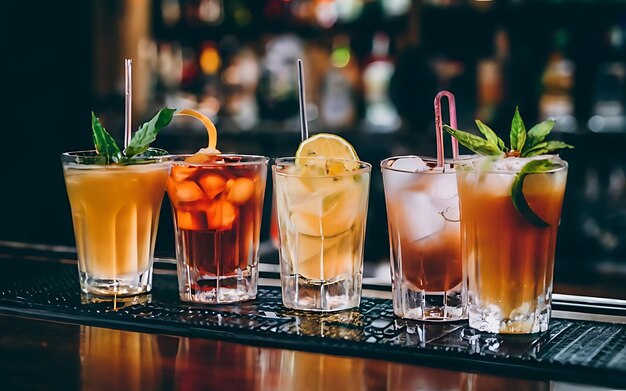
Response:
[[457, 156, 567, 333]]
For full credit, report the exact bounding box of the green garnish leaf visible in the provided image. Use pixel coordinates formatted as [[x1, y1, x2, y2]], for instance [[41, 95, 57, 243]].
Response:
[[524, 140, 574, 157], [510, 106, 527, 153], [511, 159, 559, 227], [523, 142, 548, 157], [543, 140, 574, 153], [523, 119, 555, 154], [91, 112, 122, 164], [443, 125, 503, 156], [476, 120, 507, 152], [124, 108, 176, 158]]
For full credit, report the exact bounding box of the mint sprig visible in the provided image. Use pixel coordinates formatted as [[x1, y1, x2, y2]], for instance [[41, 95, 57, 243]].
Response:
[[90, 108, 175, 164], [444, 107, 572, 227]]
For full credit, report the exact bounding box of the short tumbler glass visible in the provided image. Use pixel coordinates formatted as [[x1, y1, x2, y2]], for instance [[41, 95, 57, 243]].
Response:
[[167, 154, 268, 304], [273, 157, 371, 312], [62, 149, 171, 297], [456, 156, 568, 334], [381, 156, 466, 321]]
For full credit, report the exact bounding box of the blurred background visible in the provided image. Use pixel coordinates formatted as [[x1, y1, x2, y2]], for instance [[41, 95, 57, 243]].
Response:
[[3, 0, 626, 298]]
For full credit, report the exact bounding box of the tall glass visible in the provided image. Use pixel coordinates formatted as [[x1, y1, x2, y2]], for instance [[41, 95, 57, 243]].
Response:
[[456, 156, 568, 334], [167, 154, 268, 304], [273, 157, 371, 312], [381, 156, 465, 321], [61, 149, 171, 297]]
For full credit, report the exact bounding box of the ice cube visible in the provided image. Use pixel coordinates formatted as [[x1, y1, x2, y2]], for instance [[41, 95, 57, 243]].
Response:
[[175, 180, 205, 203], [227, 177, 255, 205], [176, 210, 207, 230], [171, 166, 198, 182], [396, 192, 445, 241], [382, 157, 433, 194], [206, 198, 237, 230], [393, 157, 429, 172], [431, 174, 458, 201], [198, 173, 227, 199]]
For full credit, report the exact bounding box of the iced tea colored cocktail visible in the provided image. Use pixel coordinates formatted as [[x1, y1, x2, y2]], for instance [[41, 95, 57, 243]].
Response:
[[445, 107, 571, 333], [381, 156, 464, 321], [168, 154, 267, 303]]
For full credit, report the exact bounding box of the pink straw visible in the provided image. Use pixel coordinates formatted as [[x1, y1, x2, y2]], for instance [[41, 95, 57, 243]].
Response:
[[434, 90, 459, 167]]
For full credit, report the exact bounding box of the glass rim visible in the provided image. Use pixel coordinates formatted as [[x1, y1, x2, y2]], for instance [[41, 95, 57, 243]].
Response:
[[455, 155, 569, 174], [61, 148, 171, 165], [380, 155, 463, 175], [171, 153, 269, 167], [273, 156, 372, 177]]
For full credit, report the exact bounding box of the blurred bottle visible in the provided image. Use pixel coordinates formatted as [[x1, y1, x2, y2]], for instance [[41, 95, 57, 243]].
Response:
[[588, 24, 625, 133], [320, 35, 358, 130], [363, 32, 401, 132], [257, 35, 303, 123], [540, 29, 577, 132], [161, 0, 182, 27], [185, 0, 223, 26], [222, 43, 261, 130], [476, 29, 509, 123]]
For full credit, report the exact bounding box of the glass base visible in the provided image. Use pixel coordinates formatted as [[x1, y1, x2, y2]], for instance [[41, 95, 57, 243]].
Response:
[[393, 283, 466, 322], [468, 298, 550, 334], [281, 273, 362, 312], [79, 268, 152, 297], [177, 265, 257, 304]]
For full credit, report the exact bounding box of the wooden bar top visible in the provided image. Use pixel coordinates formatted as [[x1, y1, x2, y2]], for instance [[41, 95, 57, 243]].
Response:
[[0, 314, 609, 391]]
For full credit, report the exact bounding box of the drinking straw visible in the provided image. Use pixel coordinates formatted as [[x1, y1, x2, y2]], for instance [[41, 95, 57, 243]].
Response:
[[124, 58, 133, 150], [434, 90, 459, 167], [297, 59, 309, 142]]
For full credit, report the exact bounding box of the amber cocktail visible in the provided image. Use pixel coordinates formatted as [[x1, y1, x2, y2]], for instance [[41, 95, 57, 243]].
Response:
[[457, 156, 567, 333], [62, 149, 171, 297], [167, 154, 267, 303]]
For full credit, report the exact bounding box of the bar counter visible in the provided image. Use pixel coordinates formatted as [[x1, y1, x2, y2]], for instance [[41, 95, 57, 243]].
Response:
[[0, 242, 624, 390]]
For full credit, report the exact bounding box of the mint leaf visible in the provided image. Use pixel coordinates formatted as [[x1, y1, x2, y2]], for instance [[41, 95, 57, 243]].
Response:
[[91, 112, 122, 164], [124, 108, 176, 157], [544, 140, 574, 153], [523, 119, 555, 154], [524, 140, 574, 157], [510, 106, 527, 152], [443, 125, 503, 156], [476, 120, 507, 152], [523, 142, 548, 157], [511, 159, 559, 227]]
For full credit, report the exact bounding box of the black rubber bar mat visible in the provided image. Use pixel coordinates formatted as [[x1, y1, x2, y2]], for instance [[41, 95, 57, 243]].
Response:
[[0, 257, 625, 388]]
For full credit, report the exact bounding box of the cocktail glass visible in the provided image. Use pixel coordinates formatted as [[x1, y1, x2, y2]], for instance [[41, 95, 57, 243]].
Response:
[[381, 156, 465, 321], [456, 156, 568, 334], [61, 149, 171, 297], [167, 154, 268, 303], [272, 157, 371, 312]]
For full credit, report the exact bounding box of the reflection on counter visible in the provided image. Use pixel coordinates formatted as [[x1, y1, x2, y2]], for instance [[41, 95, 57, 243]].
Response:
[[80, 326, 163, 390]]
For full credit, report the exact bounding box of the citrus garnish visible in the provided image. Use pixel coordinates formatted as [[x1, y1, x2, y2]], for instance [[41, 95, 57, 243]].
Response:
[[174, 109, 221, 162], [295, 133, 360, 173]]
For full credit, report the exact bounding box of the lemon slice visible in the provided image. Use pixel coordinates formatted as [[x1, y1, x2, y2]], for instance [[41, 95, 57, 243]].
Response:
[[295, 133, 361, 174], [174, 109, 220, 152], [296, 133, 359, 161]]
